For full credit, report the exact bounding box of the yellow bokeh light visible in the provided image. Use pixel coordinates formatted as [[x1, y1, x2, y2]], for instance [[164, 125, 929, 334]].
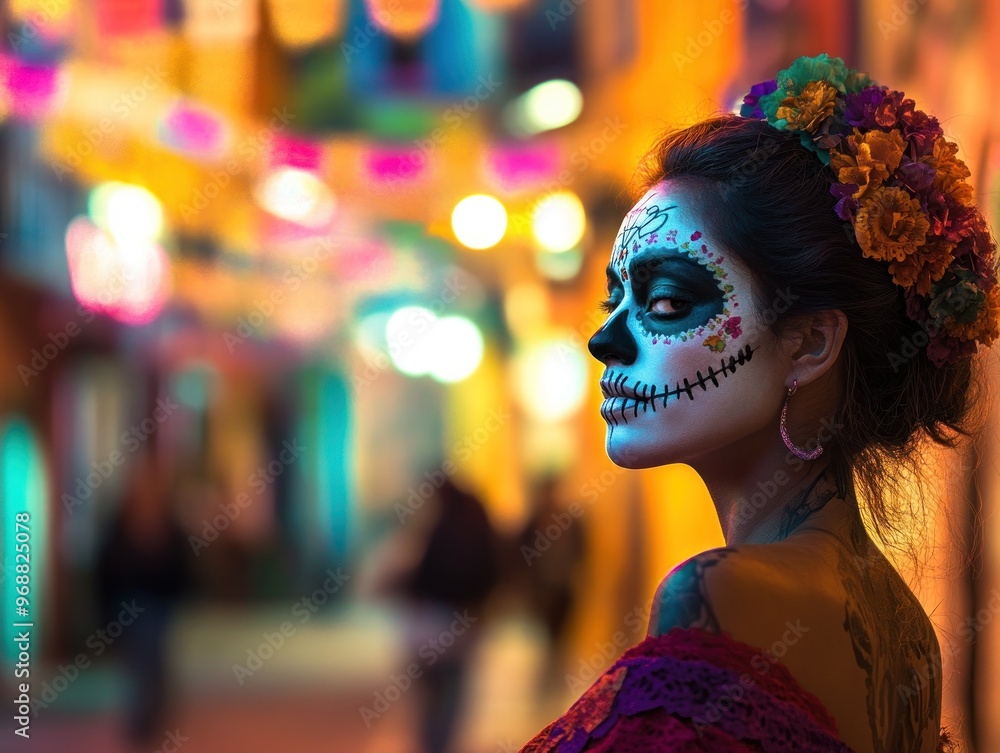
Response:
[[88, 182, 164, 247], [428, 316, 483, 383], [512, 336, 589, 422], [254, 168, 336, 227], [451, 194, 508, 250], [531, 190, 585, 253], [504, 79, 583, 136]]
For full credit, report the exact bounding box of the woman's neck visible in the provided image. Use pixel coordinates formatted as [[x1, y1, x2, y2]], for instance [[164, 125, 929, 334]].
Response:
[[694, 451, 862, 547]]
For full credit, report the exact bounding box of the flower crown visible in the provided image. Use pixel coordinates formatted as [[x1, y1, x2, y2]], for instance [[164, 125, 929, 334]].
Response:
[[739, 53, 1000, 367]]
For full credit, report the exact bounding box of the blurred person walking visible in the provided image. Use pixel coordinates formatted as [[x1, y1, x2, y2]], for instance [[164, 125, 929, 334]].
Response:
[[373, 476, 502, 753], [96, 453, 193, 748], [514, 474, 586, 694]]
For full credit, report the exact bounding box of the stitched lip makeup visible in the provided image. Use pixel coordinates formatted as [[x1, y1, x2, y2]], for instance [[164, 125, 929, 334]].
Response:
[[597, 343, 756, 424]]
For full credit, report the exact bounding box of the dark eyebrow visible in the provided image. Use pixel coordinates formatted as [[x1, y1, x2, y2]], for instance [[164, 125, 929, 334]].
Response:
[[631, 254, 697, 270], [628, 251, 711, 282]]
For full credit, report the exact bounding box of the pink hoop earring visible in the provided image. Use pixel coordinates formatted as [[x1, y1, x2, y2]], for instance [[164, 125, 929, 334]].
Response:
[[780, 379, 823, 460]]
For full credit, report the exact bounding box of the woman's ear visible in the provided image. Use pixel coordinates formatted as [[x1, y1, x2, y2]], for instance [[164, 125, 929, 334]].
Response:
[[782, 309, 849, 387]]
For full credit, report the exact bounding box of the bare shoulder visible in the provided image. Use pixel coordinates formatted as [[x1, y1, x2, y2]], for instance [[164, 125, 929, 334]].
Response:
[[647, 543, 841, 640], [649, 539, 944, 753]]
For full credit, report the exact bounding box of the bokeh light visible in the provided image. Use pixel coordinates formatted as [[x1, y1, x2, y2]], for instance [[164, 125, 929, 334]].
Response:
[[254, 168, 336, 227], [530, 190, 586, 253], [504, 79, 583, 135], [503, 281, 550, 338], [266, 0, 346, 48], [383, 307, 483, 382], [65, 215, 171, 324], [451, 194, 508, 250], [88, 182, 164, 247], [535, 246, 584, 280], [365, 0, 440, 40], [384, 305, 438, 376], [427, 316, 483, 383], [512, 336, 589, 421]]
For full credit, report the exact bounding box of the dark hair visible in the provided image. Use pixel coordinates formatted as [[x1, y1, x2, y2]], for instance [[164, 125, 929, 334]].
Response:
[[634, 115, 988, 546]]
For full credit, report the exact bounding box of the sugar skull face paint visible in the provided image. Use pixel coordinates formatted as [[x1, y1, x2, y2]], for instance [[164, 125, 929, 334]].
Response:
[[589, 181, 780, 469]]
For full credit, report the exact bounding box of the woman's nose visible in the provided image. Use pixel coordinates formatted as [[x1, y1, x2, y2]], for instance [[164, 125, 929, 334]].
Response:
[[588, 309, 638, 365]]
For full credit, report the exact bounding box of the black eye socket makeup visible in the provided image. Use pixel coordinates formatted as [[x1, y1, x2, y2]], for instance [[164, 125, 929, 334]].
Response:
[[595, 205, 744, 353], [601, 250, 725, 325], [630, 254, 721, 294]]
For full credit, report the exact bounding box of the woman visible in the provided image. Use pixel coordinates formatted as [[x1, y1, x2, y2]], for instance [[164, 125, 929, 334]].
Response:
[[519, 54, 998, 753]]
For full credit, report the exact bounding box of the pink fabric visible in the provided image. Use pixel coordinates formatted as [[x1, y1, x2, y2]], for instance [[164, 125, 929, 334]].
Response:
[[520, 627, 951, 753]]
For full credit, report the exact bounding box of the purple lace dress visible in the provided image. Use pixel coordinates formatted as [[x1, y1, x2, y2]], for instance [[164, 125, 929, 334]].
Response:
[[519, 627, 954, 752]]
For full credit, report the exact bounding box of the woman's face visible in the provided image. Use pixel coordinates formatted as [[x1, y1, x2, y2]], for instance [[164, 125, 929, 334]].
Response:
[[588, 180, 788, 469]]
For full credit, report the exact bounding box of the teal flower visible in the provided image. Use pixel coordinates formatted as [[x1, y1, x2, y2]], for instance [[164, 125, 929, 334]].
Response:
[[757, 54, 860, 163], [844, 69, 876, 94], [782, 53, 852, 92], [929, 269, 985, 325], [761, 54, 852, 120]]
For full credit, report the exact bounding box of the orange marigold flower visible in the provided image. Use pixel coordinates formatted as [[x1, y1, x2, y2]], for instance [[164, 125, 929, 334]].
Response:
[[830, 128, 907, 199], [854, 186, 931, 262], [927, 138, 975, 206], [775, 80, 838, 133], [888, 236, 954, 295]]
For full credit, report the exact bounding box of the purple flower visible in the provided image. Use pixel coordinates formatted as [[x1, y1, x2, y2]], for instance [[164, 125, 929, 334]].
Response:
[[926, 332, 976, 366], [843, 85, 886, 129], [904, 287, 930, 323], [830, 182, 859, 221], [897, 99, 943, 157], [897, 159, 935, 194], [874, 89, 905, 128], [740, 79, 777, 119], [923, 190, 978, 245], [811, 112, 850, 150], [951, 212, 998, 288]]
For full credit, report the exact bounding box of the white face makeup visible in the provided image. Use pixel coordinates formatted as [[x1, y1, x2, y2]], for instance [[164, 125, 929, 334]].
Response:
[[588, 181, 780, 469]]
